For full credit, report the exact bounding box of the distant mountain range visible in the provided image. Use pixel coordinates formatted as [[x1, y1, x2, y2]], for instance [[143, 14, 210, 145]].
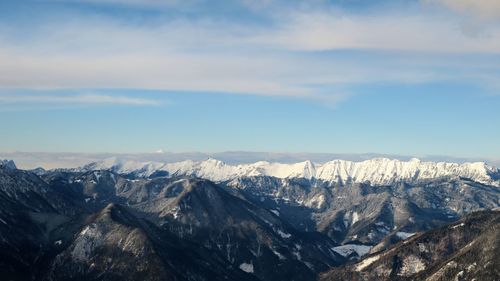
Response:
[[2, 151, 500, 170], [80, 157, 500, 186], [0, 157, 499, 281]]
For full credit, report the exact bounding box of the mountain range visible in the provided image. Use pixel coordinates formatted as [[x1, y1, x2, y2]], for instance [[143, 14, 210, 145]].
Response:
[[0, 157, 499, 281], [81, 157, 500, 186]]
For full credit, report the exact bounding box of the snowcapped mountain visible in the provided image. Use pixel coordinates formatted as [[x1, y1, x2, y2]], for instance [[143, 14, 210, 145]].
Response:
[[0, 159, 17, 170], [83, 157, 500, 186]]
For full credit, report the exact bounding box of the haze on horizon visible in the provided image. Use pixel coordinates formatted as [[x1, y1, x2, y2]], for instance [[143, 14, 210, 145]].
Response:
[[2, 150, 500, 170]]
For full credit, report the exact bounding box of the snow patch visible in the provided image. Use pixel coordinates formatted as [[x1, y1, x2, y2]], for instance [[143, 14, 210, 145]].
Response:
[[276, 229, 291, 239], [292, 250, 302, 261], [72, 224, 102, 260], [396, 232, 415, 240], [352, 212, 359, 224], [93, 171, 101, 181], [398, 255, 426, 276], [344, 211, 360, 227], [418, 243, 428, 253], [170, 206, 181, 219], [451, 222, 465, 229], [332, 244, 372, 258], [304, 261, 314, 270], [355, 255, 380, 271], [305, 194, 326, 209], [239, 262, 254, 273], [271, 248, 286, 260], [270, 209, 280, 216]]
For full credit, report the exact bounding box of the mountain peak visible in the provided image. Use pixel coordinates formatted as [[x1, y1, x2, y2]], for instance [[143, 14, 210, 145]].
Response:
[[0, 159, 17, 170], [204, 157, 226, 166]]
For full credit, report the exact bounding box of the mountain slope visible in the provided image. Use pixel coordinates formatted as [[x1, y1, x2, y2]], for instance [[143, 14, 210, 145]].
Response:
[[0, 163, 89, 281], [149, 178, 345, 281], [1, 162, 346, 281], [320, 210, 500, 281], [46, 203, 258, 281], [225, 176, 500, 247], [55, 173, 347, 281]]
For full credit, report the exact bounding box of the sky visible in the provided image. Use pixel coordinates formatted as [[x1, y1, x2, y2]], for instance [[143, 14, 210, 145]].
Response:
[[0, 0, 500, 162]]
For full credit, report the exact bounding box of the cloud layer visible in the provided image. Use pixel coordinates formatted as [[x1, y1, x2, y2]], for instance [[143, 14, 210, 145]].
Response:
[[0, 93, 160, 105], [428, 0, 500, 19], [0, 0, 499, 104]]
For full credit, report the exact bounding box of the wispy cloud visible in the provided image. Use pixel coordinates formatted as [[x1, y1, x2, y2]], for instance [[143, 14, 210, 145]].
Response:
[[0, 93, 161, 106], [0, 1, 499, 104], [261, 11, 500, 53], [426, 0, 500, 20]]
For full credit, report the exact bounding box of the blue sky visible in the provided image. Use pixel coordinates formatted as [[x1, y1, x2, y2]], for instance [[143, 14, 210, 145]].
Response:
[[0, 0, 499, 160]]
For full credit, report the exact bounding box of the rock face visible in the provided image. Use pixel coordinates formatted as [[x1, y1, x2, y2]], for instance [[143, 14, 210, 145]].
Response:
[[320, 210, 500, 281], [0, 158, 499, 281]]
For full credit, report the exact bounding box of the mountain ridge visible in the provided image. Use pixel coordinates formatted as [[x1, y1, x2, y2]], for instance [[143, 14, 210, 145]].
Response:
[[320, 209, 500, 281], [79, 157, 500, 186]]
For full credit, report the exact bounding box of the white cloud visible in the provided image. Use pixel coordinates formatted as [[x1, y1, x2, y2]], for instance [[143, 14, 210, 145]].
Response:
[[426, 0, 500, 20], [0, 93, 161, 106], [251, 9, 500, 53], [1, 3, 500, 102], [42, 0, 184, 7], [0, 49, 315, 97]]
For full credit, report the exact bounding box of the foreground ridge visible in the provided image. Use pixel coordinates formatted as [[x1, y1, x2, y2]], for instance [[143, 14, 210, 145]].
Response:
[[320, 210, 500, 281]]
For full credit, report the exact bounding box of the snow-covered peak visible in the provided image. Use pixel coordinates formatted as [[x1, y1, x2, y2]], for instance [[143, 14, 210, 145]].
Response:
[[83, 157, 163, 174], [0, 159, 17, 170], [84, 157, 499, 186], [317, 158, 496, 185]]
